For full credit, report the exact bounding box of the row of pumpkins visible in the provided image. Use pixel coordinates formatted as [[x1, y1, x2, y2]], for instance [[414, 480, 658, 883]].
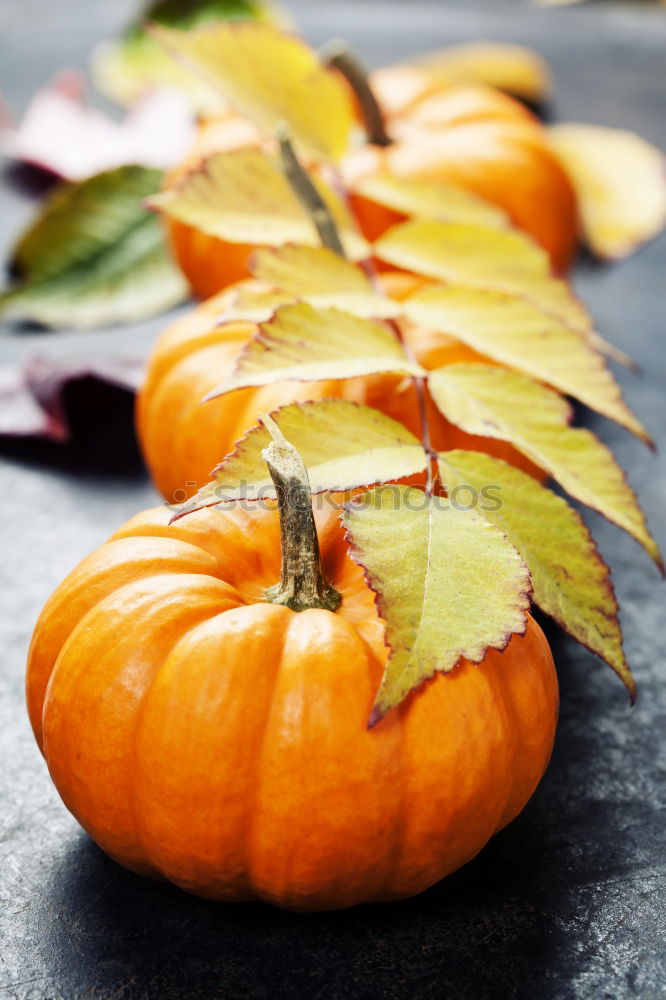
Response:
[[27, 49, 610, 909], [142, 65, 577, 501]]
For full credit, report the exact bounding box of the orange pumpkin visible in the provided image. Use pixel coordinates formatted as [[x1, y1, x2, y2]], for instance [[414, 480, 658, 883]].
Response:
[[163, 112, 265, 300], [164, 78, 577, 299], [137, 271, 541, 503], [344, 79, 578, 273], [27, 469, 558, 910]]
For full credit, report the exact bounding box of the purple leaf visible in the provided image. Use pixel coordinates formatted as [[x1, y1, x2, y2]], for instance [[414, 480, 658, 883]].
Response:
[[0, 354, 144, 442], [0, 70, 195, 181]]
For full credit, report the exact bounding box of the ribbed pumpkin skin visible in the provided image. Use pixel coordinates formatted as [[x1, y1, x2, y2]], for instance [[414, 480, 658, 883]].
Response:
[[27, 501, 558, 911], [137, 272, 542, 503], [165, 84, 577, 299]]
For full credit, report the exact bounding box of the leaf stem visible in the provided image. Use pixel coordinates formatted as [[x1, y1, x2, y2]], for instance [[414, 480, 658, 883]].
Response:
[[325, 159, 434, 492], [261, 414, 342, 613], [385, 317, 436, 494], [321, 41, 393, 147], [277, 124, 346, 258], [415, 378, 437, 495]]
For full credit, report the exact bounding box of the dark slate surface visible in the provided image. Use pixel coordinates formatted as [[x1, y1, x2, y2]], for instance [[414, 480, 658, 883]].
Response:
[[1, 2, 665, 998]]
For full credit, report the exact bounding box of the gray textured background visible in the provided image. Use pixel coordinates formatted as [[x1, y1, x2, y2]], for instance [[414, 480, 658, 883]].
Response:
[[1, 2, 665, 998]]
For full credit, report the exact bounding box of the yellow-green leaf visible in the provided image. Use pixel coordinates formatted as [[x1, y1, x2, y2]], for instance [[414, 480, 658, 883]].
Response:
[[227, 245, 399, 320], [438, 449, 635, 697], [428, 364, 662, 570], [549, 123, 666, 260], [90, 0, 281, 112], [152, 21, 354, 162], [404, 283, 649, 444], [172, 399, 428, 515], [206, 301, 424, 399], [352, 175, 509, 229], [148, 149, 368, 259], [374, 219, 590, 331], [374, 218, 632, 367], [343, 485, 531, 724], [223, 286, 299, 323]]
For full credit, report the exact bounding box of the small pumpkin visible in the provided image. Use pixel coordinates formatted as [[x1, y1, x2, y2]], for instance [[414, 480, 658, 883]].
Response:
[[27, 430, 558, 911], [137, 270, 541, 503], [163, 74, 577, 299], [343, 73, 578, 274]]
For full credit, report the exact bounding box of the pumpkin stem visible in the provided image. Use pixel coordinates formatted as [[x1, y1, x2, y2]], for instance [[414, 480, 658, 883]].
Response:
[[260, 414, 342, 614], [277, 124, 346, 258], [321, 41, 393, 147]]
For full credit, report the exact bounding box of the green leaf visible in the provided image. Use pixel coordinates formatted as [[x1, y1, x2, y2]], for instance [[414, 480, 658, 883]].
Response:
[[437, 449, 635, 698], [428, 363, 662, 570], [90, 0, 279, 112], [205, 301, 424, 399], [141, 0, 271, 30], [343, 485, 531, 724], [0, 166, 187, 329], [403, 283, 649, 444], [152, 21, 355, 162], [148, 149, 368, 260], [172, 399, 428, 515]]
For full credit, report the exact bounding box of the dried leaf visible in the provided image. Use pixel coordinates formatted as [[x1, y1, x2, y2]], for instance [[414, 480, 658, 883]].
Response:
[[149, 149, 368, 260], [549, 123, 666, 259], [404, 283, 649, 444], [0, 364, 67, 441], [428, 364, 662, 569], [0, 355, 143, 471], [0, 166, 187, 329], [0, 70, 195, 180], [152, 21, 354, 161], [173, 399, 427, 515], [206, 301, 424, 399], [438, 449, 634, 697], [343, 485, 531, 724], [406, 42, 551, 104]]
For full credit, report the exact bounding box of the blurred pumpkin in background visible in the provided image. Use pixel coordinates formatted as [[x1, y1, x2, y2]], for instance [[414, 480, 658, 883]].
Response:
[[163, 64, 577, 299]]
